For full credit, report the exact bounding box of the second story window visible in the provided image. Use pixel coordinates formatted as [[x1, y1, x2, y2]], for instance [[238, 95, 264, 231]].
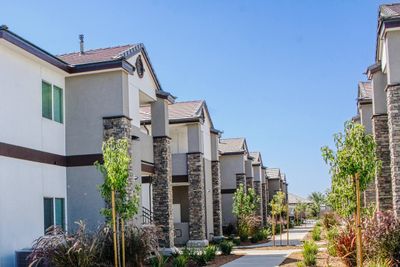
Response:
[[42, 81, 64, 123]]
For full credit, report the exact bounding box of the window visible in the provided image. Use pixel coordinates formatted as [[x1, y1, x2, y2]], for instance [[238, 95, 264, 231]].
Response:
[[41, 81, 63, 123], [43, 197, 65, 233], [42, 81, 52, 119], [53, 86, 63, 123]]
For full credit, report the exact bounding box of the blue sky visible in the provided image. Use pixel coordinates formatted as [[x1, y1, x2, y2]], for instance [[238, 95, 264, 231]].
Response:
[[2, 0, 388, 197]]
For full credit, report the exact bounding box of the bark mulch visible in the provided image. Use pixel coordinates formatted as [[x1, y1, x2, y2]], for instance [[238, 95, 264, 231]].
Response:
[[279, 250, 346, 267]]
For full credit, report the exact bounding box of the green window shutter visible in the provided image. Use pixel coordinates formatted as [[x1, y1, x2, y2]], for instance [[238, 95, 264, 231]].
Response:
[[53, 86, 63, 123], [43, 198, 54, 233], [55, 198, 65, 230], [42, 81, 52, 119]]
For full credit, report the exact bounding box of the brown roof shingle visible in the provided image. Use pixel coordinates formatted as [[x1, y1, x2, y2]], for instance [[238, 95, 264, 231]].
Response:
[[219, 138, 246, 154], [380, 3, 400, 18], [140, 100, 204, 122], [58, 44, 139, 65]]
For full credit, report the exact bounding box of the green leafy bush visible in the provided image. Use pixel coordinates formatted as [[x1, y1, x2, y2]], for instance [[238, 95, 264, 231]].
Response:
[[365, 258, 392, 267], [150, 254, 169, 267], [311, 226, 321, 241], [326, 226, 338, 257], [219, 241, 234, 255], [232, 237, 241, 246], [239, 234, 249, 242], [259, 227, 271, 240], [302, 240, 318, 266], [172, 254, 188, 267], [204, 245, 217, 262]]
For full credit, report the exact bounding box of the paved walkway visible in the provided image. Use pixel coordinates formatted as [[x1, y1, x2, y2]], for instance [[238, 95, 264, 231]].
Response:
[[222, 223, 314, 267]]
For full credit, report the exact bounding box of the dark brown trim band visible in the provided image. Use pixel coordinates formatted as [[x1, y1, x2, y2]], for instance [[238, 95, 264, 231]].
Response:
[[0, 142, 66, 166], [0, 142, 154, 170], [67, 154, 103, 167], [172, 175, 188, 183], [220, 151, 245, 156], [141, 162, 155, 174], [372, 113, 388, 118], [221, 189, 236, 194]]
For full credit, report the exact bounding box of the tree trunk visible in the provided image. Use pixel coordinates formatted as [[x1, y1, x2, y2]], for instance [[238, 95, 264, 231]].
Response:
[[355, 173, 363, 267]]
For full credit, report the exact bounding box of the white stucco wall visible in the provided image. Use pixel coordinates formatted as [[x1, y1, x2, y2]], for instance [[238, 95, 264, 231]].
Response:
[[170, 125, 189, 154], [386, 30, 400, 84], [0, 41, 67, 267], [0, 41, 66, 155]]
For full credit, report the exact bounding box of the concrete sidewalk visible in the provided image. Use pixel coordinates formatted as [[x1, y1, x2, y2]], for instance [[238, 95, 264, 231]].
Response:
[[222, 223, 314, 267]]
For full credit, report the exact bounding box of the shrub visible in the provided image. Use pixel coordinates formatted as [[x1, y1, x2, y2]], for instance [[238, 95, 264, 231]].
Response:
[[315, 221, 322, 227], [259, 227, 271, 240], [239, 234, 249, 242], [311, 226, 321, 241], [322, 212, 338, 231], [302, 240, 318, 266], [190, 251, 208, 266], [172, 254, 188, 267], [232, 237, 241, 246], [326, 226, 339, 257], [28, 222, 113, 267], [125, 225, 160, 266], [219, 241, 234, 255], [335, 222, 356, 267], [204, 245, 217, 262], [363, 211, 400, 264], [150, 254, 169, 267]]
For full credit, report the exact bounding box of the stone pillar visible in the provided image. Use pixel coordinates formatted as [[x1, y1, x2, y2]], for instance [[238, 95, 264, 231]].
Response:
[[254, 181, 263, 221], [236, 173, 246, 191], [387, 85, 400, 216], [103, 116, 135, 222], [187, 152, 208, 246], [373, 114, 393, 211], [151, 97, 175, 250], [246, 177, 254, 192], [262, 182, 269, 226], [211, 160, 222, 237], [153, 136, 174, 248]]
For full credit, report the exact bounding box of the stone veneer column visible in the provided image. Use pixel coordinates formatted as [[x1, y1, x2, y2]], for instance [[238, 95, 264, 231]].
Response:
[[187, 152, 208, 246], [103, 116, 135, 221], [211, 160, 222, 236], [372, 114, 393, 211], [262, 183, 268, 226], [153, 136, 174, 248], [246, 177, 254, 193], [387, 85, 400, 216], [236, 173, 246, 191], [254, 181, 263, 222]]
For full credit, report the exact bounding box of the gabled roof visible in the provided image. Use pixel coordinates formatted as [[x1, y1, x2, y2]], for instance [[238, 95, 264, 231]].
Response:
[[358, 81, 372, 103], [288, 193, 312, 204], [219, 138, 248, 154], [380, 3, 400, 18], [266, 168, 281, 179], [58, 44, 140, 65], [250, 151, 264, 166], [140, 100, 216, 129]]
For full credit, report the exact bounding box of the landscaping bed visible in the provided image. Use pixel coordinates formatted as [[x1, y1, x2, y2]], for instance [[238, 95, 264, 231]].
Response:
[[280, 250, 345, 267]]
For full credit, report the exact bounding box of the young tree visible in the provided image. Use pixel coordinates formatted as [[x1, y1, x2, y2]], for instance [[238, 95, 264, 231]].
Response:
[[233, 184, 260, 239], [321, 121, 380, 267], [96, 137, 140, 267], [270, 191, 285, 246]]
